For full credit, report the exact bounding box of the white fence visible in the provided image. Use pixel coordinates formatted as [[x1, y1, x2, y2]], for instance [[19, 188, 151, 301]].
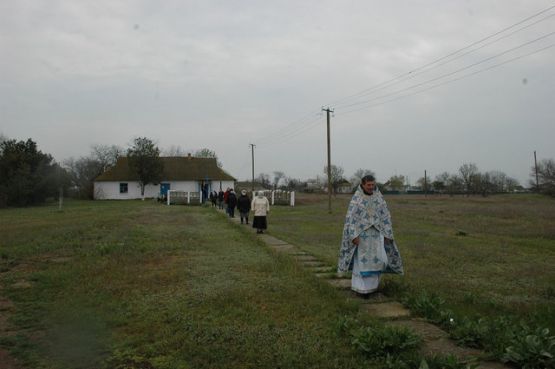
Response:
[[167, 190, 203, 205], [252, 190, 295, 206]]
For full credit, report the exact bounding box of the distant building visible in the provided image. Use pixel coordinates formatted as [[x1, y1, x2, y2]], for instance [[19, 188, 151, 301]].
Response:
[[93, 155, 236, 200], [335, 179, 353, 194]]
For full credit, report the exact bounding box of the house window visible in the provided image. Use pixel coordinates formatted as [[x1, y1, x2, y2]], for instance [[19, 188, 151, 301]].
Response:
[[120, 183, 128, 194]]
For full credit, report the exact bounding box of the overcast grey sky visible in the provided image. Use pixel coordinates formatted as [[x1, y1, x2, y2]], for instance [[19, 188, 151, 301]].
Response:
[[1, 0, 554, 185]]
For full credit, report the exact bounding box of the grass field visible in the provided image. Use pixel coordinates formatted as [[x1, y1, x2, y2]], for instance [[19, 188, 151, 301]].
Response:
[[0, 200, 379, 369], [1, 194, 554, 368], [269, 193, 555, 330]]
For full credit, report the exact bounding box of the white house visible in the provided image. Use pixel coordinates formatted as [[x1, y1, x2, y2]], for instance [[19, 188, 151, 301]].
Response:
[[93, 155, 236, 200]]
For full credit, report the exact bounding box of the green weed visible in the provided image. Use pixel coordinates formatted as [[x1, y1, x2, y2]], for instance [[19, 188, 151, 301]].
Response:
[[503, 326, 555, 369]]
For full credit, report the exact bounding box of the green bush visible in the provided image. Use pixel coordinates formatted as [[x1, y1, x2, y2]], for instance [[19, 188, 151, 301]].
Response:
[[403, 291, 454, 325], [382, 352, 470, 369], [350, 324, 421, 359], [502, 326, 555, 369]]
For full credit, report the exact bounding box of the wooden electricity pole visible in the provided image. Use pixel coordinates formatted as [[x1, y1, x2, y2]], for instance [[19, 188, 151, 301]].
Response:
[[250, 144, 256, 192], [424, 170, 428, 197], [534, 150, 539, 192], [322, 107, 334, 213]]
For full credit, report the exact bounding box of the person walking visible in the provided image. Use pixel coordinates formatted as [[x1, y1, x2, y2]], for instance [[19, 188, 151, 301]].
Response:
[[337, 175, 404, 298], [251, 191, 270, 234], [237, 190, 251, 224], [227, 189, 237, 218], [223, 188, 230, 214], [218, 189, 224, 209]]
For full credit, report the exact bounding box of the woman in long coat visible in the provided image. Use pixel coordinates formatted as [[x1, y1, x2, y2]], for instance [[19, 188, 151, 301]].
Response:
[[237, 190, 251, 224], [251, 191, 270, 234]]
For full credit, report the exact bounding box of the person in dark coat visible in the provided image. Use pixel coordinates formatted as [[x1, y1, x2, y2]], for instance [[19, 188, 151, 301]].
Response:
[[237, 190, 251, 224], [223, 188, 230, 214], [210, 191, 217, 207], [227, 189, 237, 218], [218, 190, 224, 209]]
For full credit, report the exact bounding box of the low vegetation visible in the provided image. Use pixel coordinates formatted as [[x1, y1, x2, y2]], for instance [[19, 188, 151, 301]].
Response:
[[1, 194, 554, 368], [0, 200, 372, 368], [269, 193, 555, 368]]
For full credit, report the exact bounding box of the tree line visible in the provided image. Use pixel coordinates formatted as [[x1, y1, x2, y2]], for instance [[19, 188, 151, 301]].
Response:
[[1, 134, 554, 207], [0, 135, 221, 207], [254, 161, 555, 197]]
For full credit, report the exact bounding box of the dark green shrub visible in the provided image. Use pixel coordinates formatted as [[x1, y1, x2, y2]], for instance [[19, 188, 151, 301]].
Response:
[[350, 324, 421, 359], [403, 291, 454, 325], [502, 326, 555, 369]]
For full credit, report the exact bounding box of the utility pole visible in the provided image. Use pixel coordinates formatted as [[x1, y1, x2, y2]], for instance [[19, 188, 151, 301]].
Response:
[[322, 106, 334, 213], [424, 170, 428, 197], [250, 144, 256, 192], [534, 150, 539, 192]]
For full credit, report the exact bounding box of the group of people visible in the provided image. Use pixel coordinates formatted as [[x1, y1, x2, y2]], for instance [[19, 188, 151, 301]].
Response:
[[209, 177, 404, 298], [210, 188, 270, 234]]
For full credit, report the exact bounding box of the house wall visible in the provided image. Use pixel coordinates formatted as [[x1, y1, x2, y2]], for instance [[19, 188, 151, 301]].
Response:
[[94, 180, 236, 200], [94, 181, 162, 200], [212, 180, 235, 191]]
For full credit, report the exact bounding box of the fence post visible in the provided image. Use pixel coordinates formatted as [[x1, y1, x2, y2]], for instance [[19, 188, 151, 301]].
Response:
[[290, 191, 295, 206], [187, 192, 191, 204], [167, 191, 171, 205]]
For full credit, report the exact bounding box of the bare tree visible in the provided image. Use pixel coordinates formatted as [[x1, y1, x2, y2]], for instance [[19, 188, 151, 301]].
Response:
[[286, 177, 306, 191], [163, 145, 189, 157], [64, 144, 122, 199], [350, 168, 376, 187], [323, 165, 345, 194], [432, 172, 450, 193], [531, 158, 555, 196], [385, 175, 406, 191], [272, 171, 285, 189], [194, 148, 223, 168], [91, 144, 122, 172], [256, 173, 271, 189], [459, 163, 479, 194]]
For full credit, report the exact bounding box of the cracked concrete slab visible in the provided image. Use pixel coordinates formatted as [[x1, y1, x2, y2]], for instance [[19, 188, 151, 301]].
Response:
[[300, 261, 327, 267], [293, 255, 319, 262], [258, 235, 290, 246], [388, 319, 449, 340], [361, 301, 411, 318], [421, 337, 483, 360], [309, 266, 336, 273], [268, 244, 295, 252], [326, 279, 351, 289]]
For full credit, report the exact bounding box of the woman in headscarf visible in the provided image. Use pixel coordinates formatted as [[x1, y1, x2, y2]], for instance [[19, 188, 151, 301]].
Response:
[[237, 190, 251, 224], [251, 191, 270, 234], [337, 175, 403, 297]]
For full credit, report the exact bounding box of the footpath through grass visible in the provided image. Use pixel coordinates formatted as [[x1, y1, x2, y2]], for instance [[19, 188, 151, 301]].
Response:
[[0, 200, 374, 369], [268, 193, 555, 365]]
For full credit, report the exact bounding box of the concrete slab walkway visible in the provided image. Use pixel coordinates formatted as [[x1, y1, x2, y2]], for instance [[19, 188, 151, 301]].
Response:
[[216, 207, 511, 368]]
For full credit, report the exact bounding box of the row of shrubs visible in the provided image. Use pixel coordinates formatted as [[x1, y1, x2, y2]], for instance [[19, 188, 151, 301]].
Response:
[[337, 290, 554, 369], [337, 316, 470, 369], [402, 290, 554, 369]]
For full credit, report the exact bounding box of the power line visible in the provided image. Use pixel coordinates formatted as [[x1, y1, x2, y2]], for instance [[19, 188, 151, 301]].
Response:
[[253, 109, 321, 145], [325, 3, 555, 108], [256, 115, 322, 149], [339, 42, 555, 115], [256, 34, 554, 148], [335, 31, 555, 111], [251, 4, 555, 150], [333, 12, 555, 109]]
